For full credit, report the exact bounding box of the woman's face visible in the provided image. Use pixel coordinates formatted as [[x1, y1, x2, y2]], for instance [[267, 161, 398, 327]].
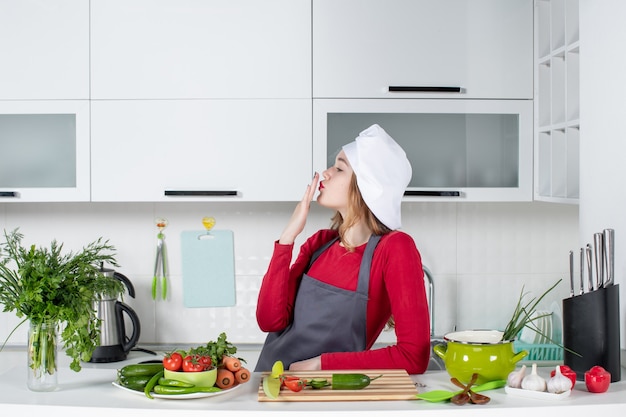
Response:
[[317, 150, 353, 212]]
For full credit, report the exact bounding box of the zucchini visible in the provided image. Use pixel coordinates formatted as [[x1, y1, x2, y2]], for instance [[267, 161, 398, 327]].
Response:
[[118, 363, 164, 378], [331, 373, 382, 390]]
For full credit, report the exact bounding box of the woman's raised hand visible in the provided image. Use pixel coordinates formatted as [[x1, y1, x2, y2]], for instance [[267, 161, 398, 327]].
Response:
[[278, 172, 319, 245]]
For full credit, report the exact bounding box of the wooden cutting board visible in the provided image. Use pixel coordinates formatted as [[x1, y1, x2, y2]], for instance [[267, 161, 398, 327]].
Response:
[[257, 369, 418, 402]]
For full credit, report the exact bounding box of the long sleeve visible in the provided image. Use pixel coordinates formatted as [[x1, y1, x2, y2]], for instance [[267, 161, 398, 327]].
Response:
[[256, 230, 338, 332], [320, 232, 431, 374]]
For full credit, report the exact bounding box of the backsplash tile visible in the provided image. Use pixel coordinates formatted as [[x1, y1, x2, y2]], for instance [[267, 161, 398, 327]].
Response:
[[0, 201, 578, 347]]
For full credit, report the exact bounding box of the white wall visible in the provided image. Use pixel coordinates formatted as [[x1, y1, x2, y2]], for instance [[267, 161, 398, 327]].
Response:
[[580, 0, 626, 349], [0, 201, 578, 348]]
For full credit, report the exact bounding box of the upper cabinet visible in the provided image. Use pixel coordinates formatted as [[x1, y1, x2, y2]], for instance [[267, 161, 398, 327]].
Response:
[[0, 0, 89, 100], [313, 0, 533, 99], [534, 0, 580, 203], [90, 0, 311, 99]]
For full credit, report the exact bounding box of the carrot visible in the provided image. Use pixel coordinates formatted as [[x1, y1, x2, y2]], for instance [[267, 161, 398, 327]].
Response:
[[221, 355, 241, 372], [234, 367, 250, 384], [216, 368, 235, 389]]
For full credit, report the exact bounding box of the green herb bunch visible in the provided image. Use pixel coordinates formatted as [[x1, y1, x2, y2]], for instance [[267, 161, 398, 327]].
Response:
[[0, 228, 124, 372]]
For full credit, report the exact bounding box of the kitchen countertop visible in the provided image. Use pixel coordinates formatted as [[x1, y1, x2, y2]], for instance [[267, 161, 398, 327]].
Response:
[[1, 346, 626, 416]]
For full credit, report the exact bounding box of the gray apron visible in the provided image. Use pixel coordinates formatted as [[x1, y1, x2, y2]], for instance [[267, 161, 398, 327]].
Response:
[[255, 234, 382, 371]]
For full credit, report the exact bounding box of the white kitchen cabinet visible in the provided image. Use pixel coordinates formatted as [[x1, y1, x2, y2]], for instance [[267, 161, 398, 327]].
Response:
[[0, 0, 89, 99], [91, 100, 312, 202], [313, 0, 533, 99], [314, 99, 533, 202], [90, 0, 311, 100], [0, 100, 91, 202], [534, 0, 580, 203]]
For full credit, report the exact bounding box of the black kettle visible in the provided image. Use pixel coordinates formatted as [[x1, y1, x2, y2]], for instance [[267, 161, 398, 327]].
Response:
[[89, 267, 141, 363]]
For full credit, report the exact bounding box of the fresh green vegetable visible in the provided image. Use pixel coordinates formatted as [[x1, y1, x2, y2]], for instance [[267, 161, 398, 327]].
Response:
[[118, 363, 164, 378], [0, 228, 123, 372], [153, 385, 222, 395], [118, 375, 152, 387], [307, 378, 330, 389], [188, 332, 242, 368], [331, 373, 382, 390], [158, 377, 194, 388], [144, 370, 164, 399]]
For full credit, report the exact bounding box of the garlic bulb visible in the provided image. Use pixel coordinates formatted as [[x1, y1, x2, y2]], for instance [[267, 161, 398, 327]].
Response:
[[507, 364, 527, 388], [521, 363, 547, 392], [547, 365, 573, 393]]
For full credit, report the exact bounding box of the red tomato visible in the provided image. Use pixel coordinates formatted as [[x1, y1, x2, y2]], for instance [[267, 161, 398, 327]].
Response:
[[585, 366, 611, 393], [550, 365, 577, 388], [198, 355, 212, 370], [282, 376, 306, 392], [162, 352, 183, 371], [182, 355, 206, 372]]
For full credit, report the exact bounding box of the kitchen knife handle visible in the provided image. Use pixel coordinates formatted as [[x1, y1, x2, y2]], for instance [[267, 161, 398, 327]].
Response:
[[586, 244, 594, 292], [164, 190, 238, 197], [0, 191, 18, 197], [603, 228, 615, 287], [404, 190, 461, 197], [579, 248, 585, 295], [388, 86, 462, 93], [569, 250, 574, 297], [593, 233, 604, 290]]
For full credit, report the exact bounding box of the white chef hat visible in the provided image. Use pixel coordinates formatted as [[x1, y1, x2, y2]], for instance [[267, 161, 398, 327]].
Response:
[[342, 124, 412, 230]]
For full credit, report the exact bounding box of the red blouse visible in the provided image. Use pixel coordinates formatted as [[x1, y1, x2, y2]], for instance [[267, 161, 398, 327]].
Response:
[[256, 229, 431, 374]]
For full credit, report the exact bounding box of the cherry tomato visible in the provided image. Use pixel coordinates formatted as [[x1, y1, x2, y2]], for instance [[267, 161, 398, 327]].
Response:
[[162, 351, 183, 371], [182, 355, 206, 372], [585, 365, 610, 393], [550, 365, 577, 388], [198, 355, 212, 370], [282, 376, 306, 392]]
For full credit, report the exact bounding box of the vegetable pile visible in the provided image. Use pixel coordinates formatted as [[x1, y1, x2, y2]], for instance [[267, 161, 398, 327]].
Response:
[[116, 333, 251, 398]]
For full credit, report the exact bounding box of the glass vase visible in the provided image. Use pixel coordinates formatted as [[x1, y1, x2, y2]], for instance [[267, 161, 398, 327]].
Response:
[[27, 320, 59, 392]]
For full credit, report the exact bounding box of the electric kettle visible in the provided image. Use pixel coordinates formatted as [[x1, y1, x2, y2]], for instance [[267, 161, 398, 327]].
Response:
[[89, 267, 141, 363]]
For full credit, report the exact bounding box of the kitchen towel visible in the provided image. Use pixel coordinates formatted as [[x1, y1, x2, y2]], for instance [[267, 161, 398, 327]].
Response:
[[180, 230, 236, 307]]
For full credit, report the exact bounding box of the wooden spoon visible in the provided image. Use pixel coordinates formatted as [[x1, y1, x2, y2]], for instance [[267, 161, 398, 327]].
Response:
[[451, 378, 490, 404], [450, 373, 478, 405]]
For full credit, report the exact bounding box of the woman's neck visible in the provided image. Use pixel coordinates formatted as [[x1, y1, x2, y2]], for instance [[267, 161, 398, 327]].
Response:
[[341, 222, 373, 248]]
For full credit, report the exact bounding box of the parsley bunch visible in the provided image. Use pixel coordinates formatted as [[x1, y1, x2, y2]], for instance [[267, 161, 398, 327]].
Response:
[[0, 229, 124, 372]]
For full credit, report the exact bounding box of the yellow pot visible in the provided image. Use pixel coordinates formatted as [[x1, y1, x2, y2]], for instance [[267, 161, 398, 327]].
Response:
[[433, 330, 528, 384]]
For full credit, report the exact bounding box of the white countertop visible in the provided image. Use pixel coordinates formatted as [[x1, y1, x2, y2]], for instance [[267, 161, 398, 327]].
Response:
[[1, 346, 626, 416]]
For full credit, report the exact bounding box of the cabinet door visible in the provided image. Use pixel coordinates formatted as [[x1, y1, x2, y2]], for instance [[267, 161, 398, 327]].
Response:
[[313, 0, 533, 99], [0, 100, 90, 202], [314, 99, 533, 201], [0, 0, 89, 99], [91, 0, 311, 99], [91, 100, 312, 202]]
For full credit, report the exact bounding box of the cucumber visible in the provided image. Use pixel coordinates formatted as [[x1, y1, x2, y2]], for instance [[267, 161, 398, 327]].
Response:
[[331, 373, 382, 390], [118, 363, 164, 378], [118, 375, 152, 388]]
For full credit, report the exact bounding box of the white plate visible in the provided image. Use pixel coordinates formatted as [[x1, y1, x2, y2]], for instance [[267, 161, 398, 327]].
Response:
[[505, 385, 571, 400], [112, 381, 241, 400]]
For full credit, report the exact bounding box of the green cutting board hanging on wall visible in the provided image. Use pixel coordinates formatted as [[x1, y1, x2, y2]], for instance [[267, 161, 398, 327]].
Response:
[[180, 230, 236, 307]]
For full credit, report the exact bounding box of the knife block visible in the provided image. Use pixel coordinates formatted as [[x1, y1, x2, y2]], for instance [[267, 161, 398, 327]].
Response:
[[562, 284, 621, 382]]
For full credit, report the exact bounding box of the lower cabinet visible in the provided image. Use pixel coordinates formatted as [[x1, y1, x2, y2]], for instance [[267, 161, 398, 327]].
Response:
[[90, 100, 312, 202]]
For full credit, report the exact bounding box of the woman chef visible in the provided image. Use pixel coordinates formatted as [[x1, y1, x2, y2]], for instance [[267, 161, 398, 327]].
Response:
[[254, 124, 430, 374]]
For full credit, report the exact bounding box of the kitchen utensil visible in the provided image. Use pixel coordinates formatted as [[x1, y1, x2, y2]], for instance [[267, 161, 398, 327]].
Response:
[[89, 267, 141, 363], [586, 244, 594, 292], [258, 370, 416, 401], [450, 373, 477, 405], [180, 218, 236, 308], [152, 218, 169, 300], [603, 229, 614, 287], [433, 330, 528, 385], [415, 379, 506, 402], [579, 248, 585, 295], [451, 377, 491, 404], [593, 233, 604, 290], [568, 250, 574, 297]]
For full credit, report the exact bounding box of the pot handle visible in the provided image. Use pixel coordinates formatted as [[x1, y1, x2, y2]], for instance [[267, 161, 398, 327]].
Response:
[[115, 302, 141, 353], [433, 344, 447, 360], [510, 349, 529, 365]]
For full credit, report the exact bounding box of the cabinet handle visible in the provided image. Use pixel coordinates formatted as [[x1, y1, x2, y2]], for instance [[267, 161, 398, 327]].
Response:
[[164, 190, 238, 197], [0, 191, 18, 198], [388, 86, 462, 93], [404, 190, 461, 197]]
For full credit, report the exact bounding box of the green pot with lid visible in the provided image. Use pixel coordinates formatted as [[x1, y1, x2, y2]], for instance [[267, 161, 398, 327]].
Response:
[[433, 330, 528, 385]]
